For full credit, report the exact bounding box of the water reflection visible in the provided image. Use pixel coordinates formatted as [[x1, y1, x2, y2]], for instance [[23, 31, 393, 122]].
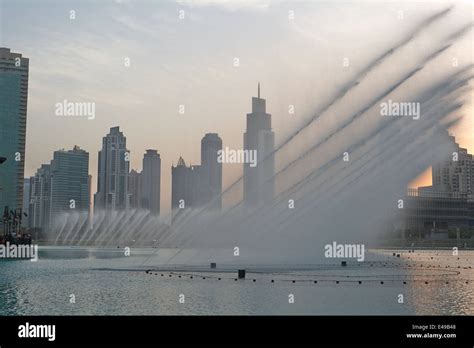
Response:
[[0, 249, 472, 315]]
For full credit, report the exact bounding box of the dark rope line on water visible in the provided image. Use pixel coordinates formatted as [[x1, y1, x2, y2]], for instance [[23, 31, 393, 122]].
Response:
[[141, 261, 471, 274], [144, 271, 471, 285]]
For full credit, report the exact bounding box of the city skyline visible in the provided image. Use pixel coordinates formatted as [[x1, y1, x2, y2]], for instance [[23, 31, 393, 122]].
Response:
[[23, 84, 279, 215], [24, 117, 474, 230], [9, 80, 474, 216], [20, 89, 474, 217], [0, 0, 472, 214], [1, 1, 474, 325]]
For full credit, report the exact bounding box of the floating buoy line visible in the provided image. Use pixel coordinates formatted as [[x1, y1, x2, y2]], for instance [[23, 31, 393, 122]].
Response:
[[144, 268, 471, 286], [141, 252, 473, 286]]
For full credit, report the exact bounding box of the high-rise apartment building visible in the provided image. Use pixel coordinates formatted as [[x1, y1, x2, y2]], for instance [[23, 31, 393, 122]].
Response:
[[0, 48, 29, 211], [95, 126, 130, 210], [50, 146, 90, 219], [171, 157, 193, 211], [201, 133, 222, 209], [28, 146, 90, 229], [128, 169, 142, 209], [29, 164, 51, 229], [141, 149, 161, 215]]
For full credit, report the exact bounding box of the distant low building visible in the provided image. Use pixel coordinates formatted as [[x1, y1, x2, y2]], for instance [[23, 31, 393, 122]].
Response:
[[402, 188, 474, 239], [401, 135, 474, 240], [432, 135, 474, 194]]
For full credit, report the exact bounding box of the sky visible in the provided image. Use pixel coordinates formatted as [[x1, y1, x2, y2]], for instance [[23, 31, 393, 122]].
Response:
[[0, 0, 472, 214]]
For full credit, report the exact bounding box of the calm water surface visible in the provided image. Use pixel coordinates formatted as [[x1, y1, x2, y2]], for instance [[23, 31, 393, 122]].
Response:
[[0, 247, 472, 315]]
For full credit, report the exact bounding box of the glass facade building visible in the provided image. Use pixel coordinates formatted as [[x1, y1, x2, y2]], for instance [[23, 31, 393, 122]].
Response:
[[201, 133, 222, 210], [141, 149, 161, 215], [50, 146, 90, 219], [0, 48, 29, 211], [94, 126, 130, 210], [28, 147, 90, 230]]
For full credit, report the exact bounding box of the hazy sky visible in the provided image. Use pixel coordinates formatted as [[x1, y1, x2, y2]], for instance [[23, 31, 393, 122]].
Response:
[[1, 0, 472, 213]]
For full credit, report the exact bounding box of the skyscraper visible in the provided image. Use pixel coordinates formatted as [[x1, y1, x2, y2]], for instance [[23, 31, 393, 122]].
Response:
[[141, 149, 161, 215], [128, 169, 142, 209], [243, 83, 275, 206], [201, 133, 222, 209], [22, 178, 30, 228], [49, 146, 90, 220], [171, 133, 223, 217], [28, 146, 90, 230], [171, 157, 193, 211], [95, 126, 130, 211], [29, 164, 51, 229], [0, 48, 29, 212]]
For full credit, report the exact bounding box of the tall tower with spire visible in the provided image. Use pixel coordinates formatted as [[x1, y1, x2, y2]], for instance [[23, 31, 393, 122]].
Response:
[[243, 83, 275, 207]]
